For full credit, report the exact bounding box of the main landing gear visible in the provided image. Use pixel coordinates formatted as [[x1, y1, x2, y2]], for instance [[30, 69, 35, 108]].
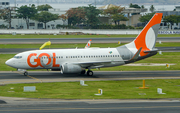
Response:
[[87, 70, 93, 76], [80, 70, 94, 76]]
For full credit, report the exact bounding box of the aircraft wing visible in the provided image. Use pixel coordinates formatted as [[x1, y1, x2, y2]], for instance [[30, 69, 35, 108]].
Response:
[[73, 47, 142, 68], [73, 60, 124, 68]]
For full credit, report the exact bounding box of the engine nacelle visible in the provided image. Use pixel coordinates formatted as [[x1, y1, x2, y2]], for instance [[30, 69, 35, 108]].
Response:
[[61, 63, 82, 74]]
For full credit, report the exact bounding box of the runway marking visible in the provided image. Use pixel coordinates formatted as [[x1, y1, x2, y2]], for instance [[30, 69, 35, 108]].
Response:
[[27, 75, 41, 81], [13, 71, 42, 83], [0, 105, 180, 111], [0, 71, 42, 84], [13, 71, 23, 75]]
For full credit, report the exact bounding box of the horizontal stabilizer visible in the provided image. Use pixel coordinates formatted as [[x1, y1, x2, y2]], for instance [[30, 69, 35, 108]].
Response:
[[144, 48, 176, 53]]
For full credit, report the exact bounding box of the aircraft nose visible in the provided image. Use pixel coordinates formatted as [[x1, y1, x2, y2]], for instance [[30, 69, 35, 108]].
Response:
[[5, 58, 14, 67]]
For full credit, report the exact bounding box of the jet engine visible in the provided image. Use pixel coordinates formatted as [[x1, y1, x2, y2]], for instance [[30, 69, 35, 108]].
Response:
[[61, 63, 82, 74]]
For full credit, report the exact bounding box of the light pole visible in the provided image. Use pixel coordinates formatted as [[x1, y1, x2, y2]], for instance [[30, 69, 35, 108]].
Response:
[[37, 0, 39, 7], [95, 0, 96, 7], [14, 0, 16, 8]]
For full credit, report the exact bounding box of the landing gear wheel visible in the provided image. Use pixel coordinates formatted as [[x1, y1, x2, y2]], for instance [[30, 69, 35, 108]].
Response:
[[24, 71, 28, 76], [81, 70, 86, 75], [87, 70, 93, 76]]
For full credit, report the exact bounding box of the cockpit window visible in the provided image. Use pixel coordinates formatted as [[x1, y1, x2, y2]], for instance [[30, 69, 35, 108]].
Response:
[[13, 56, 22, 59]]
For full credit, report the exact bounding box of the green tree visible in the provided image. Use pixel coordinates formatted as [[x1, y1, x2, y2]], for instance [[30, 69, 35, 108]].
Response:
[[37, 4, 52, 11], [129, 3, 141, 8], [16, 4, 37, 29], [103, 5, 127, 25], [149, 5, 155, 13], [163, 15, 179, 29], [139, 13, 155, 24], [66, 7, 86, 26], [103, 6, 124, 15], [129, 3, 141, 15], [84, 4, 102, 26], [141, 5, 144, 9], [59, 14, 68, 25], [111, 14, 128, 25], [0, 8, 12, 29], [33, 11, 59, 29]]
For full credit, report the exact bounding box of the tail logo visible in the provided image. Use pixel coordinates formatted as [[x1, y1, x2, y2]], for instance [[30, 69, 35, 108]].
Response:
[[134, 13, 163, 56]]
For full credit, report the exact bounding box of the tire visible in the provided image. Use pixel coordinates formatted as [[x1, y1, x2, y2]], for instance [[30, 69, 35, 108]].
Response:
[[24, 71, 28, 76], [87, 70, 93, 76]]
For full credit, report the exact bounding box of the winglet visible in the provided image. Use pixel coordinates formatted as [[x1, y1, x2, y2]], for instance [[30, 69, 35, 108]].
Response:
[[129, 47, 142, 61]]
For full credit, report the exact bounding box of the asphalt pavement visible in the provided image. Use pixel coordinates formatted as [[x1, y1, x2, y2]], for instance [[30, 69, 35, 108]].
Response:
[[1, 71, 180, 112], [0, 37, 180, 44], [0, 98, 180, 113], [1, 71, 180, 84]]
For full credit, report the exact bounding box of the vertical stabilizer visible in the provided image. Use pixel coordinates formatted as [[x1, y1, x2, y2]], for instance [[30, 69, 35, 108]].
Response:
[[124, 13, 163, 56], [85, 39, 92, 49]]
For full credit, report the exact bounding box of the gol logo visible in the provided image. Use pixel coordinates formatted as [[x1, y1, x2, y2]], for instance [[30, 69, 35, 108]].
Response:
[[27, 53, 60, 68]]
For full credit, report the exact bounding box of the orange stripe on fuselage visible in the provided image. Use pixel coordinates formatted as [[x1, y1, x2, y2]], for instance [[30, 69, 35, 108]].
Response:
[[134, 13, 162, 56]]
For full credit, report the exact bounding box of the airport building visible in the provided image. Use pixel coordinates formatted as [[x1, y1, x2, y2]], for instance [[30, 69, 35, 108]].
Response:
[[98, 4, 147, 27], [0, 0, 9, 9], [156, 6, 180, 30], [0, 0, 67, 29], [0, 1, 179, 30]]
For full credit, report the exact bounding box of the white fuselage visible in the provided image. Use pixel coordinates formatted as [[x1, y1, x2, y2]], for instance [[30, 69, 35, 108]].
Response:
[[6, 48, 126, 70]]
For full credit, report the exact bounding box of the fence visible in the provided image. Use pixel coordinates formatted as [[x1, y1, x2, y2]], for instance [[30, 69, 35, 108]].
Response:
[[0, 29, 180, 35]]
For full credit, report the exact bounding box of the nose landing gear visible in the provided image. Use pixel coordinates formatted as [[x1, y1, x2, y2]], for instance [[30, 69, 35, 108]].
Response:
[[24, 71, 28, 76], [17, 69, 28, 76]]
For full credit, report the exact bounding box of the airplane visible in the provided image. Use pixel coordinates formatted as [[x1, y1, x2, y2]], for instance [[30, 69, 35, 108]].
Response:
[[6, 13, 163, 76]]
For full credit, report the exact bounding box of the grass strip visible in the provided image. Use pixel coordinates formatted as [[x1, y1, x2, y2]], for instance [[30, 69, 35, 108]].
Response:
[[0, 43, 123, 48], [0, 42, 180, 49], [1, 52, 180, 71], [0, 34, 179, 38], [0, 79, 180, 99]]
